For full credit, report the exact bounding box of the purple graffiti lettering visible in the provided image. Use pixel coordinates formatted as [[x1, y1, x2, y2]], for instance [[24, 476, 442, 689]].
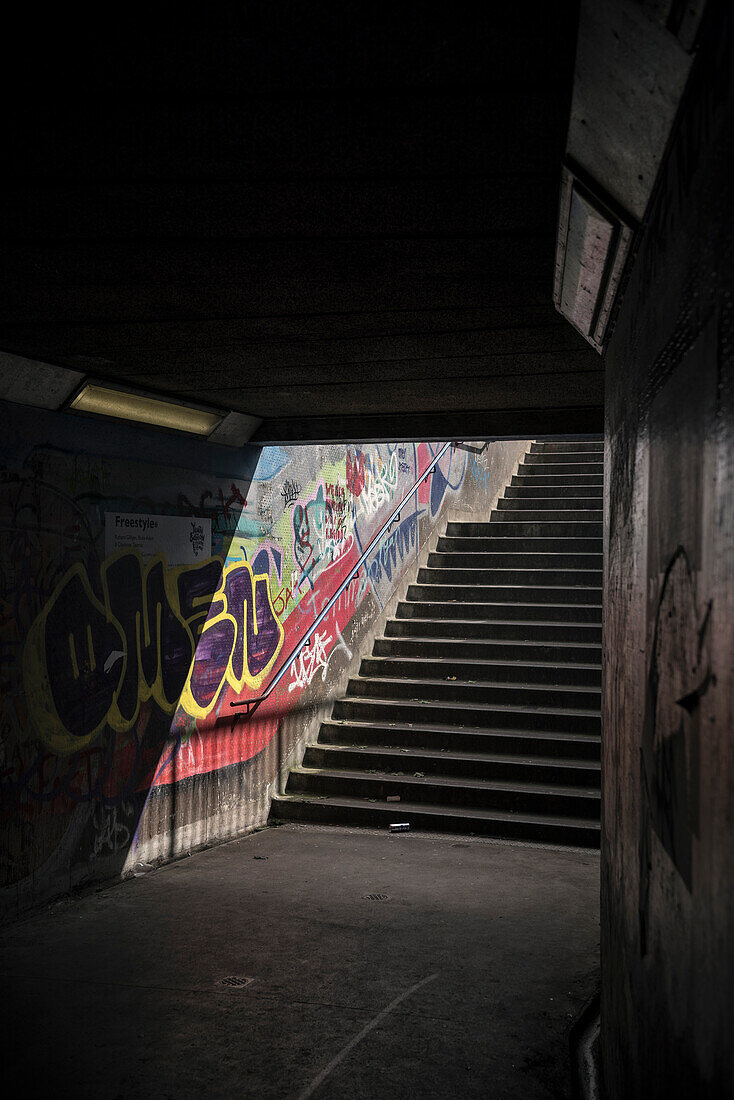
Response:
[[187, 614, 236, 711]]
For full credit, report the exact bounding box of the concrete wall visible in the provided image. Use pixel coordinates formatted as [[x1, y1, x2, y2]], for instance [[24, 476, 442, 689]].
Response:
[[0, 408, 528, 921], [601, 2, 734, 1095], [0, 403, 261, 918]]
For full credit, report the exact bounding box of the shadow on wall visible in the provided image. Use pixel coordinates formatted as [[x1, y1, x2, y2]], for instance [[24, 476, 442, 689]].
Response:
[[0, 423, 489, 920]]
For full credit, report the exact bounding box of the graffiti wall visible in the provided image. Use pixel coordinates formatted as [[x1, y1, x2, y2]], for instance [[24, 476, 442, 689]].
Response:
[[0, 411, 506, 919]]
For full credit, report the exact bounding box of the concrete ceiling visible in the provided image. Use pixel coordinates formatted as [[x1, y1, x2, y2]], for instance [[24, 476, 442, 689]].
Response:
[[0, 4, 601, 443]]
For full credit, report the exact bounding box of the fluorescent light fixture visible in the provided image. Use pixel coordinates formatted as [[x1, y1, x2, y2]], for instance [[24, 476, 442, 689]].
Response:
[[554, 165, 634, 351], [70, 383, 222, 436]]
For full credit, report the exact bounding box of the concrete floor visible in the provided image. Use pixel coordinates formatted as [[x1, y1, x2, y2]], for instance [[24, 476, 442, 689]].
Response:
[[1, 825, 599, 1099]]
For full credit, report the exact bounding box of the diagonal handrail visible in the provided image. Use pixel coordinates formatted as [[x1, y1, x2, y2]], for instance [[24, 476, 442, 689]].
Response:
[[229, 440, 458, 718]]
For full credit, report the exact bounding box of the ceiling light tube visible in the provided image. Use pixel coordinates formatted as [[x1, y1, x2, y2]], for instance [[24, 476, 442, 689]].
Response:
[[69, 383, 222, 436]]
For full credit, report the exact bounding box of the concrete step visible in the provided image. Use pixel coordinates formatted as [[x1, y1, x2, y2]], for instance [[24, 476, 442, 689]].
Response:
[[359, 655, 601, 687], [523, 452, 605, 466], [489, 508, 602, 522], [406, 583, 602, 605], [396, 600, 602, 622], [418, 566, 602, 587], [511, 472, 603, 487], [516, 461, 603, 477], [303, 743, 601, 785], [332, 696, 602, 734], [372, 635, 601, 665], [346, 675, 601, 710], [488, 509, 602, 524], [269, 793, 601, 847], [530, 440, 603, 453], [318, 718, 601, 759], [385, 617, 602, 643], [427, 551, 602, 570], [505, 483, 602, 499], [436, 535, 602, 554], [446, 520, 602, 538], [285, 766, 600, 818], [496, 495, 602, 511]]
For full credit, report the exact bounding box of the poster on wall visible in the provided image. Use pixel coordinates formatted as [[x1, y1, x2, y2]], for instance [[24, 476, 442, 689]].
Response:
[[105, 512, 212, 566]]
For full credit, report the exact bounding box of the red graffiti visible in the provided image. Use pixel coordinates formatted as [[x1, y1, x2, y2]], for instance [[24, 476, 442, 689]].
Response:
[[346, 450, 366, 497], [272, 582, 300, 618]]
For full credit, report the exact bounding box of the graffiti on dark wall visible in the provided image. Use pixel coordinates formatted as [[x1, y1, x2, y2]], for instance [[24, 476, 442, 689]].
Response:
[[22, 551, 284, 752], [638, 547, 712, 952], [637, 338, 717, 954], [4, 717, 168, 810]]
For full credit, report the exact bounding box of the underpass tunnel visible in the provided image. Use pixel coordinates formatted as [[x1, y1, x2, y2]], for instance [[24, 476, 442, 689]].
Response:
[[1, 2, 733, 1098]]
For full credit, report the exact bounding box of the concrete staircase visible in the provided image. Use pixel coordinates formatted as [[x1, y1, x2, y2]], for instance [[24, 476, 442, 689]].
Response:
[[270, 438, 603, 847]]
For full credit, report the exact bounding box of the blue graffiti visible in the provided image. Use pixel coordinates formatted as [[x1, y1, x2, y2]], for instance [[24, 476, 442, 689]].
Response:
[[368, 510, 421, 586], [468, 450, 492, 493], [252, 446, 291, 483], [426, 444, 467, 517]]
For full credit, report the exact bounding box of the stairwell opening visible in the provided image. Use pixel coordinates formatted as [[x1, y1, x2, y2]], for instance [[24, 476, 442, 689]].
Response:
[[270, 436, 603, 849]]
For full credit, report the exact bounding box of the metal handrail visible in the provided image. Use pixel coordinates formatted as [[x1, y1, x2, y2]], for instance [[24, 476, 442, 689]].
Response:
[[230, 440, 457, 717]]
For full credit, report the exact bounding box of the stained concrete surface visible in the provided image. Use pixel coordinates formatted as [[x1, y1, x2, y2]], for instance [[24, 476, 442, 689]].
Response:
[[0, 825, 599, 1099], [600, 2, 734, 1095]]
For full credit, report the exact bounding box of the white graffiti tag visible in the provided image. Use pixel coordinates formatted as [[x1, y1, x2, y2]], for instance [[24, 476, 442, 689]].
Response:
[[91, 802, 132, 858], [357, 452, 399, 518], [288, 630, 333, 692]]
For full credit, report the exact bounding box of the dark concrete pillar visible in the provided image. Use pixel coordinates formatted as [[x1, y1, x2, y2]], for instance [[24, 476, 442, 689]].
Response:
[[601, 2, 734, 1096]]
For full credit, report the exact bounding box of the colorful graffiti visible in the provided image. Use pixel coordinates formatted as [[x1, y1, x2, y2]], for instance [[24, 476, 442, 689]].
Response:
[[1, 431, 479, 907], [21, 550, 284, 752], [292, 482, 353, 590], [355, 451, 399, 518], [346, 448, 367, 497], [416, 442, 467, 517], [183, 557, 284, 719]]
